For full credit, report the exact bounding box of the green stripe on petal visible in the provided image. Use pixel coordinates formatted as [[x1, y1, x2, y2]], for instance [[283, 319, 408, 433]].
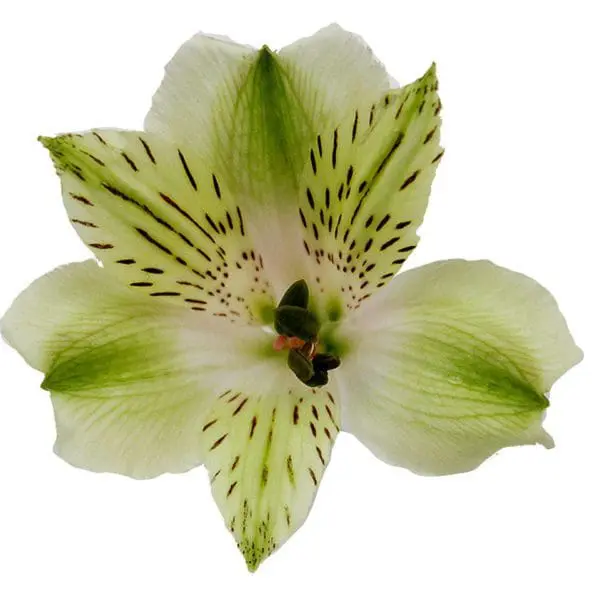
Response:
[[1, 260, 268, 478], [297, 64, 442, 318], [213, 45, 312, 201], [336, 260, 582, 475], [40, 130, 276, 323], [201, 384, 340, 571], [145, 25, 391, 209]]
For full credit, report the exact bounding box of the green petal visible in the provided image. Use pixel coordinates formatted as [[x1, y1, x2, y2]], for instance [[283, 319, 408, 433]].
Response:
[[201, 381, 340, 571], [40, 129, 276, 323], [336, 260, 582, 475], [1, 260, 267, 478], [297, 64, 442, 319]]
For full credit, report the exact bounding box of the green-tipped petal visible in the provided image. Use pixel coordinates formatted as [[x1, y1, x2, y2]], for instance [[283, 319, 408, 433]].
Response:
[[40, 129, 276, 323], [1, 260, 267, 478], [201, 382, 340, 571], [297, 64, 443, 319], [336, 260, 582, 475]]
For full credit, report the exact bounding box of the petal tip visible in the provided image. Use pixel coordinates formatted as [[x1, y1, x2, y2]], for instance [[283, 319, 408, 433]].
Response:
[[238, 537, 273, 573], [539, 429, 555, 450], [421, 61, 439, 86], [38, 134, 59, 157]]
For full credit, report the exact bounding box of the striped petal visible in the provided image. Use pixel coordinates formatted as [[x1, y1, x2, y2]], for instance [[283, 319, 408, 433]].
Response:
[[1, 260, 268, 478], [336, 260, 582, 475], [201, 380, 340, 571], [297, 64, 443, 320], [41, 129, 276, 324]]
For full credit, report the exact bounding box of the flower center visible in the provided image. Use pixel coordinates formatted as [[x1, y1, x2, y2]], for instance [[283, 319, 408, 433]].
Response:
[[273, 280, 341, 387]]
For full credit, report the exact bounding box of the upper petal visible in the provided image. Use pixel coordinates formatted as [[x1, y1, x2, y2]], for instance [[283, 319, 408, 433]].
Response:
[[277, 23, 390, 132], [41, 129, 276, 323], [145, 25, 390, 208], [144, 33, 255, 164], [335, 260, 582, 475], [1, 260, 269, 478]]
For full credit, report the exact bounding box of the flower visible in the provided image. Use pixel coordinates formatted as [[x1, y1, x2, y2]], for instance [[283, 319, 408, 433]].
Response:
[[1, 24, 581, 572]]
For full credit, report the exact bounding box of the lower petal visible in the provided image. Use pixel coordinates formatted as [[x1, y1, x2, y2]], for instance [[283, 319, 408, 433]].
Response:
[[1, 260, 267, 478], [201, 379, 340, 571], [336, 259, 582, 475]]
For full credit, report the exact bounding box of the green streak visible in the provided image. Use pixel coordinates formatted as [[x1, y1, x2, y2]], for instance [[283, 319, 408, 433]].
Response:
[[233, 46, 311, 198]]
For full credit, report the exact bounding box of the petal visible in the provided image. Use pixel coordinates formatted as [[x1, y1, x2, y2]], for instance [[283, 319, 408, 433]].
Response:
[[41, 129, 276, 323], [144, 33, 255, 163], [145, 25, 390, 207], [146, 35, 309, 205], [277, 23, 390, 132], [336, 260, 582, 475], [201, 379, 340, 571], [297, 64, 443, 319], [1, 260, 269, 478]]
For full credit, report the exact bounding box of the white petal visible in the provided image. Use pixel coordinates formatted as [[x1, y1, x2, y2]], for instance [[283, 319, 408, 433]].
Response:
[[277, 24, 390, 130], [1, 260, 268, 478], [145, 32, 255, 162], [336, 260, 582, 475]]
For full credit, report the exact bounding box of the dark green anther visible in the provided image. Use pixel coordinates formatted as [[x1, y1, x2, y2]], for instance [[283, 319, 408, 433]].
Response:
[[304, 369, 329, 387], [278, 279, 309, 309], [312, 353, 341, 372], [287, 349, 315, 382], [276, 280, 340, 389], [274, 305, 319, 342]]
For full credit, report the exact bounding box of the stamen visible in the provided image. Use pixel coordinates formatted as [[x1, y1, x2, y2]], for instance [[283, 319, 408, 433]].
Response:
[[274, 280, 339, 387]]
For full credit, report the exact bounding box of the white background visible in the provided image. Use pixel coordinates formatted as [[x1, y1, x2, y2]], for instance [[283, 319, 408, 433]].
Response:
[[0, 1, 597, 598]]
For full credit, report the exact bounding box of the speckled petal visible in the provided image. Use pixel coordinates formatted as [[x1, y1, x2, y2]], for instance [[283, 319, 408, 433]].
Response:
[[40, 130, 276, 324], [201, 378, 340, 571], [296, 64, 443, 320]]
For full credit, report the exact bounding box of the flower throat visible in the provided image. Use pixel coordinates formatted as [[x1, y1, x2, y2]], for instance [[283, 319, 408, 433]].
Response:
[[272, 280, 341, 387]]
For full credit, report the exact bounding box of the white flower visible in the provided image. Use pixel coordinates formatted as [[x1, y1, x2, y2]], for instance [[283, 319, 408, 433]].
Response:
[[1, 25, 581, 571]]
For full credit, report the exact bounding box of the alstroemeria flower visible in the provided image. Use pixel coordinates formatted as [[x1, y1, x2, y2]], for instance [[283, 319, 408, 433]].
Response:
[[1, 25, 581, 571]]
